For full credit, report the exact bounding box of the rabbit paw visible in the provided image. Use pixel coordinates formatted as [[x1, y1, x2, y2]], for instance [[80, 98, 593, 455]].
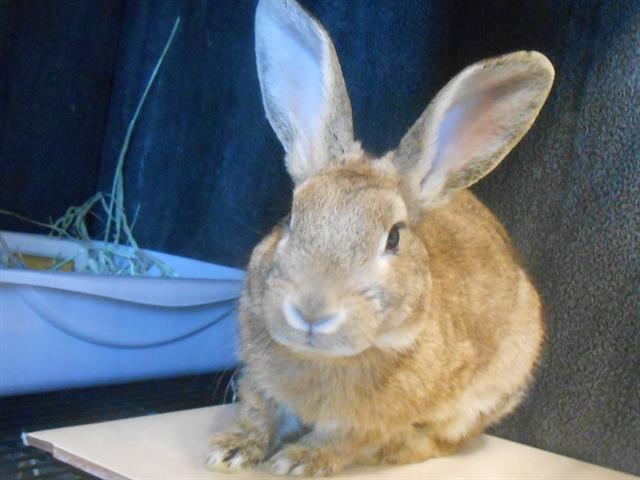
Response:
[[265, 444, 341, 477], [206, 430, 267, 472]]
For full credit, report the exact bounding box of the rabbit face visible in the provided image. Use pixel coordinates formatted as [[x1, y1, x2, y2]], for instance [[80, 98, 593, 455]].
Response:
[[259, 161, 430, 358]]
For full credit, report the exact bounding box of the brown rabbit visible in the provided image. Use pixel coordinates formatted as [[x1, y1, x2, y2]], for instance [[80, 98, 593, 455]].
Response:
[[207, 0, 554, 476]]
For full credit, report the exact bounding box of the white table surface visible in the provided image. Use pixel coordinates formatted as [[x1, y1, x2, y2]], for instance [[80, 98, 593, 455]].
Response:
[[26, 404, 637, 480]]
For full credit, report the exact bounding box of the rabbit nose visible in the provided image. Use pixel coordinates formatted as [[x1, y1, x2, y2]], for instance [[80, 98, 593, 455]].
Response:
[[282, 298, 346, 334]]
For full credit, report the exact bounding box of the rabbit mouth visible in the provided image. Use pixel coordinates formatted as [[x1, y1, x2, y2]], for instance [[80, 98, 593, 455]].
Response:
[[270, 330, 368, 358]]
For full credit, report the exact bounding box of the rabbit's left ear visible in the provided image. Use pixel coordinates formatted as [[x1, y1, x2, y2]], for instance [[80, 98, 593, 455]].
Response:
[[255, 0, 356, 184], [392, 51, 554, 211]]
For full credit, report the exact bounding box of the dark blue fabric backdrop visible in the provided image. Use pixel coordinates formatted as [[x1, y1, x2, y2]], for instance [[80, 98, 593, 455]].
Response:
[[0, 0, 638, 475]]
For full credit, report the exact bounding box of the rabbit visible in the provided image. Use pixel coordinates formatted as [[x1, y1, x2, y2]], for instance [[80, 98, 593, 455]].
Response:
[[207, 0, 554, 476]]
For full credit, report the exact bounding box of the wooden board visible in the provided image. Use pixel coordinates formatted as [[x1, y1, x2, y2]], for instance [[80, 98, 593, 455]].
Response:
[[26, 404, 636, 479]]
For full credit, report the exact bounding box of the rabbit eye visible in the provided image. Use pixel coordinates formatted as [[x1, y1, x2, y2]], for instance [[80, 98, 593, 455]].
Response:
[[385, 223, 404, 251]]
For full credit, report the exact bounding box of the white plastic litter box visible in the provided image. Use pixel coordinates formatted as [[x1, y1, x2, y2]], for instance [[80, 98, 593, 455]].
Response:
[[0, 231, 244, 396]]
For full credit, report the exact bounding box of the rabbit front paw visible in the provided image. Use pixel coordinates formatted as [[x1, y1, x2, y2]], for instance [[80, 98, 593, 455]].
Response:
[[265, 444, 342, 477], [206, 430, 267, 472]]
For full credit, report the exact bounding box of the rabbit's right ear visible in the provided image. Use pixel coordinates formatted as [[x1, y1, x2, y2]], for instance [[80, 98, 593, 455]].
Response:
[[255, 0, 356, 184]]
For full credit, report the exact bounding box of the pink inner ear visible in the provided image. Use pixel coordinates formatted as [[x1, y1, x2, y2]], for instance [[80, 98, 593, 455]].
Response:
[[428, 77, 529, 188], [266, 20, 324, 146]]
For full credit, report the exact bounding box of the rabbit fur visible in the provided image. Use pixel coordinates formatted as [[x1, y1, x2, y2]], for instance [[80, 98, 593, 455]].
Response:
[[207, 0, 554, 476]]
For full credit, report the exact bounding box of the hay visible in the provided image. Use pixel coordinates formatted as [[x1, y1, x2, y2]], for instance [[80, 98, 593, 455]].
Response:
[[0, 17, 181, 277]]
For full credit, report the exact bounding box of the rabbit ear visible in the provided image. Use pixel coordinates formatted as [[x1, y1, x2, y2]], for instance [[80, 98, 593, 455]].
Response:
[[255, 0, 356, 184], [392, 51, 554, 211]]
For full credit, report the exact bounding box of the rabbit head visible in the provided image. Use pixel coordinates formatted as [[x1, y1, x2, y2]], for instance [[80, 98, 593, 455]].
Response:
[[253, 0, 554, 359]]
